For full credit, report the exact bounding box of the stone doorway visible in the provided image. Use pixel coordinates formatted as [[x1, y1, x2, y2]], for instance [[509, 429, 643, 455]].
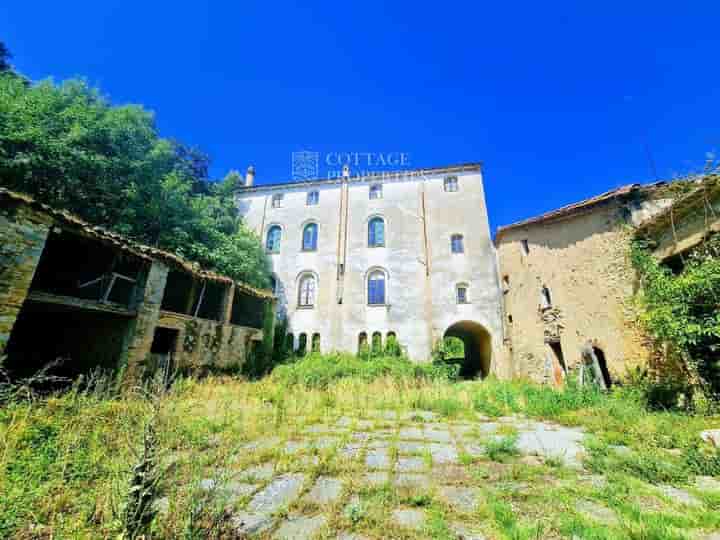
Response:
[[443, 321, 492, 379]]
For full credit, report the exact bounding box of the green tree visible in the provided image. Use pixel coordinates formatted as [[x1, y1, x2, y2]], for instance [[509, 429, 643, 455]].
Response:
[[0, 42, 11, 72], [0, 71, 270, 287]]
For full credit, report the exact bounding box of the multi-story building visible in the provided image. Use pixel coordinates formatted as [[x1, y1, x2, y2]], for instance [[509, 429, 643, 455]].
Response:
[[234, 162, 507, 378]]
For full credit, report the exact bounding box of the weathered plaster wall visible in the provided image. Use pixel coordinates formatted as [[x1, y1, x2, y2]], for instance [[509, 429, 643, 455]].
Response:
[[496, 200, 652, 383], [236, 169, 505, 373], [0, 203, 51, 354]]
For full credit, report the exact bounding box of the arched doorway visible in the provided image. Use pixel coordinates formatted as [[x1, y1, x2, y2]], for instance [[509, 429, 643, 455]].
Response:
[[443, 321, 492, 379]]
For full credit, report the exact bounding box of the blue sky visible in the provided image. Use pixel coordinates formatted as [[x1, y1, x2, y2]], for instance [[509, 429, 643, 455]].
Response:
[[2, 2, 719, 230]]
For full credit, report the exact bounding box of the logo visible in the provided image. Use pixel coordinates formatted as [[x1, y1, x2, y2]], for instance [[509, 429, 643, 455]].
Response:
[[291, 151, 320, 181]]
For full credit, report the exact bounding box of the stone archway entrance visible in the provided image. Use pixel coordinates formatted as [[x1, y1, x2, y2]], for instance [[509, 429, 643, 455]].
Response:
[[444, 321, 492, 379]]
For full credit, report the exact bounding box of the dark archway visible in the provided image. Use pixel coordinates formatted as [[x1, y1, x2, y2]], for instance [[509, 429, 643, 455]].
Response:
[[444, 321, 492, 379], [592, 346, 612, 388]]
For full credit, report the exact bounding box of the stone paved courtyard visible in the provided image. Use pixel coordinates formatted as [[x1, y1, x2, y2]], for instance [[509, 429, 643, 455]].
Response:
[[158, 409, 720, 539]]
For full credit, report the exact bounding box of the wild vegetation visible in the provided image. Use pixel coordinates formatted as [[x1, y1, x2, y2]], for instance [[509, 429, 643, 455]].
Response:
[[0, 42, 270, 287], [631, 233, 720, 408], [1, 354, 719, 539]]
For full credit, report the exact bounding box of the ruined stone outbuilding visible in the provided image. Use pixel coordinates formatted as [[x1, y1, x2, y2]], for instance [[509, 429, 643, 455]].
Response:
[[495, 183, 675, 385], [0, 188, 274, 381]]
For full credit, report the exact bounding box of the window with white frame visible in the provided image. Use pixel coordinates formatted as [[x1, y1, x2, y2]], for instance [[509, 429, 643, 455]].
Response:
[[368, 216, 385, 247], [298, 273, 316, 308], [307, 191, 319, 206], [266, 226, 282, 253], [444, 176, 459, 192], [271, 193, 283, 208], [369, 184, 383, 200], [451, 234, 465, 254], [367, 269, 387, 305], [302, 222, 318, 251], [456, 284, 469, 304]]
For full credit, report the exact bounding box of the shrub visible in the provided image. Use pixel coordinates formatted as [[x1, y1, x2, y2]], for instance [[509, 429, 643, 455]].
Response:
[[269, 352, 457, 388]]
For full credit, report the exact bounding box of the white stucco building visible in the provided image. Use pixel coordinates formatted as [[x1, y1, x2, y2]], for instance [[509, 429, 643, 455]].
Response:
[[235, 162, 506, 378]]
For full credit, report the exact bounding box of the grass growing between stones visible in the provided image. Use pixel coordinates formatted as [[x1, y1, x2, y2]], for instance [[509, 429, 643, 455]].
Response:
[[0, 365, 719, 538]]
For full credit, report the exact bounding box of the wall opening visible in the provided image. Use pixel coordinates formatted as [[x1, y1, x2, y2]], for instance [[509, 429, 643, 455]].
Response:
[[592, 346, 612, 388], [194, 281, 225, 321], [231, 290, 265, 328], [4, 300, 132, 379], [161, 271, 196, 314], [149, 327, 179, 382], [371, 331, 382, 354], [444, 321, 492, 379], [30, 230, 142, 307], [548, 340, 566, 386], [311, 333, 321, 353], [286, 332, 294, 353], [298, 333, 307, 356], [358, 332, 368, 354]]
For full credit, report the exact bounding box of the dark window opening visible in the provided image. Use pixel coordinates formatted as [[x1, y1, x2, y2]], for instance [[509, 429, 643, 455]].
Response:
[[592, 346, 612, 388], [508, 314, 513, 323], [298, 333, 307, 356], [149, 327, 178, 383], [662, 252, 688, 276], [286, 332, 295, 353], [231, 290, 265, 328], [161, 271, 196, 314], [29, 230, 142, 307], [371, 331, 382, 354], [521, 239, 530, 255], [358, 332, 368, 354], [385, 331, 400, 355], [540, 286, 552, 309], [311, 333, 321, 353], [194, 281, 226, 321]]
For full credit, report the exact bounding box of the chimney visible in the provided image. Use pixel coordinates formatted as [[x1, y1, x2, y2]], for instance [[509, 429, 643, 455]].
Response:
[[245, 165, 256, 187], [342, 164, 350, 178]]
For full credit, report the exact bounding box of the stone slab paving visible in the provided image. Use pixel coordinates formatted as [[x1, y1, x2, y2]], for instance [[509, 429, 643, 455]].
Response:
[[392, 507, 426, 530], [247, 474, 306, 514], [303, 476, 343, 505], [215, 411, 720, 537], [273, 514, 327, 539]]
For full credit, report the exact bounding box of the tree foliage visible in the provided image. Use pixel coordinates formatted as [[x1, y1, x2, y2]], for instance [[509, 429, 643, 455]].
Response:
[[631, 238, 720, 399], [0, 65, 269, 287]]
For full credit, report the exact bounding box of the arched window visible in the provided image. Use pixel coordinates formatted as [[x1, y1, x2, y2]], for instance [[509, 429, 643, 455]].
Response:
[[311, 333, 321, 353], [369, 184, 383, 200], [367, 269, 387, 305], [456, 283, 469, 304], [307, 191, 319, 206], [298, 333, 307, 356], [298, 273, 316, 308], [285, 332, 295, 353], [385, 331, 400, 356], [371, 331, 382, 354], [444, 176, 459, 192], [302, 223, 318, 251], [358, 332, 368, 355], [451, 234, 464, 254], [368, 217, 385, 247], [540, 285, 552, 309], [266, 226, 282, 253]]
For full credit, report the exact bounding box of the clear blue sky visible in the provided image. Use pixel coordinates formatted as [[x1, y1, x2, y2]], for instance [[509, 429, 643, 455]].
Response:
[[2, 2, 719, 231]]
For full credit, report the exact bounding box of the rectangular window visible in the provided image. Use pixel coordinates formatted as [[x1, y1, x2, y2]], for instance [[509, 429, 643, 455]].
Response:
[[307, 191, 319, 205], [457, 286, 468, 304], [272, 194, 283, 208], [521, 239, 529, 255], [369, 184, 383, 200], [444, 176, 459, 192], [451, 235, 464, 254]]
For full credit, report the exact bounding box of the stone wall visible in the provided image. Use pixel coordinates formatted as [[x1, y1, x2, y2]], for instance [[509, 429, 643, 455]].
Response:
[[496, 199, 654, 383], [156, 311, 262, 372], [0, 203, 51, 354]]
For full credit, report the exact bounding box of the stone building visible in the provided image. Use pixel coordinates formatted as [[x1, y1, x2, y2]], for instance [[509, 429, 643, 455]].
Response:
[[0, 188, 273, 381], [494, 183, 674, 385], [235, 163, 506, 378]]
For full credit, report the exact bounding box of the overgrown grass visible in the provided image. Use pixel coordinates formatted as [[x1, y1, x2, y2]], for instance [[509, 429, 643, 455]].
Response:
[[269, 352, 458, 388], [1, 367, 719, 538]]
